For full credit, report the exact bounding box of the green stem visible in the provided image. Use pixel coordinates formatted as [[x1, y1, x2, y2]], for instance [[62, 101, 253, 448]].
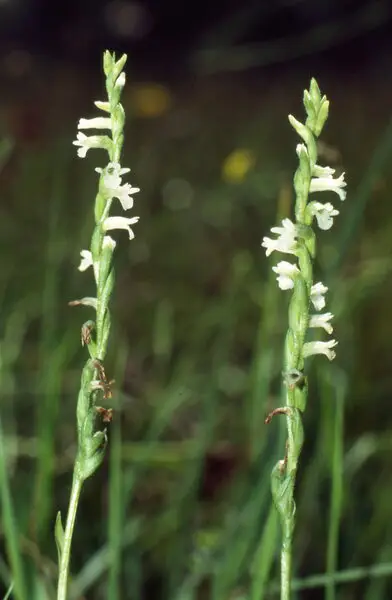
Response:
[[57, 473, 84, 600], [281, 535, 292, 600]]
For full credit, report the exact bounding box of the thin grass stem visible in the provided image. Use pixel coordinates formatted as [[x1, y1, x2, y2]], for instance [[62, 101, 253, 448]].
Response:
[[0, 414, 28, 600]]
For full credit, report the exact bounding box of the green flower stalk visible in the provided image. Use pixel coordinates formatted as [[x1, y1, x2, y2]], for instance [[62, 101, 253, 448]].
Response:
[[56, 51, 139, 600], [261, 79, 346, 600]]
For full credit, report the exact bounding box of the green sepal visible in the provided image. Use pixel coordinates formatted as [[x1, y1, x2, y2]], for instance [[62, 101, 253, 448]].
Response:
[[297, 249, 314, 294], [104, 52, 126, 107], [81, 446, 107, 480], [112, 103, 125, 126], [293, 172, 309, 220], [81, 449, 106, 480], [103, 50, 115, 77], [288, 277, 309, 344], [304, 231, 316, 260], [303, 89, 316, 122], [112, 54, 127, 83], [309, 78, 322, 107], [284, 328, 299, 371], [271, 462, 296, 525], [99, 310, 111, 360], [76, 387, 88, 433], [304, 79, 329, 136], [96, 268, 114, 355], [81, 359, 96, 393], [100, 268, 114, 312], [109, 88, 122, 116], [55, 511, 65, 564], [293, 145, 311, 219], [294, 376, 308, 411], [286, 408, 304, 465], [111, 79, 126, 112], [76, 366, 108, 480], [91, 227, 103, 266], [295, 223, 314, 244], [314, 99, 329, 136], [103, 50, 127, 82], [289, 115, 318, 167], [98, 245, 115, 294], [94, 100, 110, 113], [78, 430, 107, 480], [76, 359, 96, 430], [303, 79, 321, 134], [79, 402, 101, 447], [111, 105, 125, 141], [94, 188, 107, 223], [76, 399, 108, 480], [85, 427, 107, 456], [288, 115, 311, 144], [296, 226, 316, 261]]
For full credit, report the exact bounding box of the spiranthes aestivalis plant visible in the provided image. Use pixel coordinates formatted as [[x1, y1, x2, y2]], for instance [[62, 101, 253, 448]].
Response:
[[261, 79, 346, 600], [55, 51, 139, 600]]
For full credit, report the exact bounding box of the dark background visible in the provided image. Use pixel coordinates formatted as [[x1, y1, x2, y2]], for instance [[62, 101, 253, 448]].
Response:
[[2, 0, 392, 76], [1, 1, 392, 599]]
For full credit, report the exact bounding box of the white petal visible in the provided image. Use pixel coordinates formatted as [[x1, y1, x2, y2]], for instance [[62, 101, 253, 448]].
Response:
[[104, 216, 140, 240], [272, 261, 300, 290], [94, 100, 110, 112], [72, 132, 109, 158], [115, 72, 126, 89], [96, 162, 130, 179], [310, 282, 328, 311], [308, 201, 339, 230], [296, 143, 308, 158], [103, 235, 116, 250], [308, 312, 334, 334], [313, 164, 335, 178], [73, 132, 89, 158], [262, 218, 298, 257], [262, 236, 297, 257], [69, 297, 98, 310], [97, 163, 140, 210], [78, 117, 112, 130], [113, 183, 140, 210], [310, 172, 346, 201], [303, 339, 338, 361], [78, 250, 93, 271], [270, 218, 297, 237]]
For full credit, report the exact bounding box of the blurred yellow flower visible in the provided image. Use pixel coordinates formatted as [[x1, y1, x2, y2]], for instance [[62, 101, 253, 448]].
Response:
[[222, 148, 255, 183], [128, 83, 172, 117]]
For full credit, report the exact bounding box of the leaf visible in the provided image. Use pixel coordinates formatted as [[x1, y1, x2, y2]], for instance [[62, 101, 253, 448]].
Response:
[[55, 511, 65, 564], [3, 582, 14, 600]]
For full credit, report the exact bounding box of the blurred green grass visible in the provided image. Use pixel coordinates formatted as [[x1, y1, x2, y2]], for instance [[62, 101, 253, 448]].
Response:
[[1, 69, 392, 600]]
